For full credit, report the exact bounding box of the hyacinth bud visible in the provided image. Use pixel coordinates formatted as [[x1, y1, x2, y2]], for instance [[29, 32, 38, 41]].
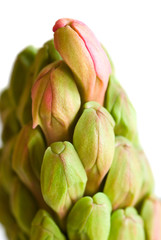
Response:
[[17, 40, 61, 125], [67, 192, 112, 240], [10, 177, 38, 235], [73, 101, 115, 195], [29, 39, 61, 83], [32, 60, 81, 145], [12, 122, 46, 207], [141, 196, 161, 240], [31, 209, 66, 240], [0, 88, 13, 123], [53, 18, 112, 105], [104, 75, 139, 145], [0, 89, 20, 143], [109, 207, 145, 240], [9, 46, 37, 106], [136, 148, 154, 203], [103, 136, 142, 210], [0, 186, 19, 238], [1, 109, 20, 143], [0, 137, 17, 194], [43, 39, 62, 63], [0, 185, 29, 240], [41, 141, 87, 222]]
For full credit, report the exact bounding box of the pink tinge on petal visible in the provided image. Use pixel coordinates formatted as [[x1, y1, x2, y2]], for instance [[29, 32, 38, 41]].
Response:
[[71, 21, 112, 85], [53, 18, 112, 85], [42, 81, 52, 113], [31, 80, 41, 129], [32, 73, 53, 129], [53, 18, 73, 32], [40, 79, 53, 130], [53, 18, 112, 104], [53, 25, 96, 99]]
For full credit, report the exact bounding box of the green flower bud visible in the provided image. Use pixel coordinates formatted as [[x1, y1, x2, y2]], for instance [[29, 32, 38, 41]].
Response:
[[31, 209, 66, 240], [0, 88, 14, 123], [9, 46, 37, 106], [109, 207, 145, 240], [0, 137, 17, 194], [136, 149, 154, 203], [1, 109, 20, 143], [104, 75, 139, 145], [0, 89, 20, 143], [67, 192, 112, 240], [41, 141, 87, 221], [10, 177, 38, 235], [141, 196, 161, 240], [17, 39, 61, 125], [12, 122, 46, 207], [0, 186, 17, 234], [43, 39, 62, 63], [73, 101, 115, 195], [0, 186, 26, 240], [103, 136, 142, 210], [32, 61, 81, 145]]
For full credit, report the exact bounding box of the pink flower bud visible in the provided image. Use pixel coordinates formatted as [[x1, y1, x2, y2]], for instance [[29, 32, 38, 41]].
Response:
[[53, 18, 112, 105]]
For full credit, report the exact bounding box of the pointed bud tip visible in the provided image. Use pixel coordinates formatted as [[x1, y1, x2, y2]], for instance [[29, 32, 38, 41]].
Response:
[[32, 122, 37, 129], [50, 142, 66, 155], [53, 18, 73, 32]]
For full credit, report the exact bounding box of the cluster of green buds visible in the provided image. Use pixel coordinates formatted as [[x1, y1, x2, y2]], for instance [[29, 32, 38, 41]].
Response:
[[0, 18, 160, 240]]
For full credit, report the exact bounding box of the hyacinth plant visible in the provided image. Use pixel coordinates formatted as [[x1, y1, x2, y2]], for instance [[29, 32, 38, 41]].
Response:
[[0, 18, 160, 240]]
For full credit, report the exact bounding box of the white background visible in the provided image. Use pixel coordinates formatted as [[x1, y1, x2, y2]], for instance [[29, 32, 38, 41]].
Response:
[[0, 0, 161, 239]]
